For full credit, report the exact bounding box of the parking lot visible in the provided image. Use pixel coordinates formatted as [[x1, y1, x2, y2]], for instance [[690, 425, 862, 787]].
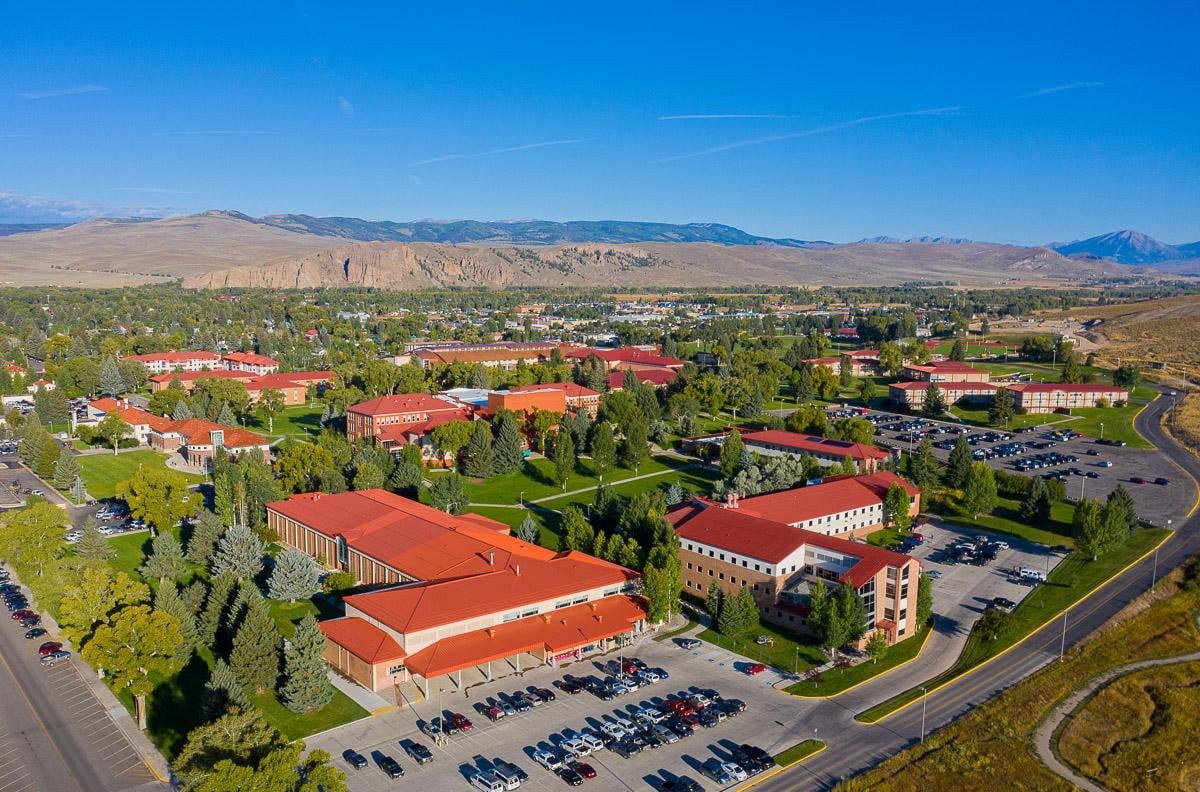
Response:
[[853, 408, 1189, 527], [308, 634, 807, 792]]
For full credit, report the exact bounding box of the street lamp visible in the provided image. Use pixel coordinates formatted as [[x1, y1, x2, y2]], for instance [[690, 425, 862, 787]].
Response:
[[1099, 422, 1104, 441]]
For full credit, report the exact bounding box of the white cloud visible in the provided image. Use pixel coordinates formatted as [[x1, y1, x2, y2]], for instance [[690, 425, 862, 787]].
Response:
[[411, 138, 593, 166], [18, 84, 107, 100], [655, 106, 962, 162], [1020, 81, 1107, 98], [337, 96, 355, 117], [658, 114, 796, 120], [0, 192, 169, 223]]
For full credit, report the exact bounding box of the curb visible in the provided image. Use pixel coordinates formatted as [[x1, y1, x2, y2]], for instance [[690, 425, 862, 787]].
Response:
[[856, 529, 1174, 725], [737, 742, 827, 791], [370, 705, 397, 716], [788, 622, 934, 700]]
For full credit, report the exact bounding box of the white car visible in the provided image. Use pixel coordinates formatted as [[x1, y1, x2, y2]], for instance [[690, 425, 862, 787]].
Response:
[[636, 706, 666, 724], [560, 738, 591, 758], [991, 540, 1010, 550], [579, 732, 605, 752], [691, 693, 713, 708], [613, 716, 636, 733], [723, 762, 748, 782], [599, 721, 628, 739], [679, 638, 702, 650], [64, 531, 82, 543], [532, 749, 563, 771]]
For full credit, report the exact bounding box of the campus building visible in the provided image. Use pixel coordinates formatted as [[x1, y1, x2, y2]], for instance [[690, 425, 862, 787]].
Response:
[[266, 490, 646, 694], [148, 418, 271, 468], [123, 350, 222, 374], [82, 397, 171, 444], [889, 361, 1128, 414], [147, 369, 336, 403], [687, 429, 890, 473], [736, 472, 920, 540], [888, 380, 999, 410], [413, 342, 564, 370], [670, 498, 921, 645], [567, 346, 685, 374], [222, 352, 280, 375], [507, 382, 601, 416], [901, 361, 993, 383], [1008, 383, 1130, 414], [803, 353, 879, 378], [606, 369, 679, 390], [345, 393, 469, 442]]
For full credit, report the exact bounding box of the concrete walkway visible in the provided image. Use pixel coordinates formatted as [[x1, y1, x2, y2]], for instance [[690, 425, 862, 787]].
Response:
[[1032, 642, 1200, 792], [328, 671, 392, 714]]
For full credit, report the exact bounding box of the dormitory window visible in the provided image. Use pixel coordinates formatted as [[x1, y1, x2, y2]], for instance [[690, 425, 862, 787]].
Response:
[[387, 665, 404, 675], [754, 564, 761, 572]]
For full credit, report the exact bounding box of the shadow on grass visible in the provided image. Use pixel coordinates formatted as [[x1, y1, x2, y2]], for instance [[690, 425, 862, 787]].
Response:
[[144, 652, 211, 758]]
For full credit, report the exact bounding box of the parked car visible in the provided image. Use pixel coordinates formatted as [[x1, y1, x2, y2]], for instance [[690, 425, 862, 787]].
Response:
[[556, 678, 583, 695], [38, 641, 62, 656], [484, 705, 505, 722], [23, 627, 47, 639], [661, 777, 703, 792], [377, 754, 404, 778], [341, 749, 368, 770], [569, 761, 596, 779], [468, 771, 503, 792], [556, 766, 584, 786], [533, 749, 564, 771], [745, 662, 767, 675], [678, 638, 701, 650], [493, 759, 528, 783], [11, 609, 35, 621], [449, 712, 473, 732], [701, 758, 733, 784], [1155, 477, 1170, 486], [402, 741, 433, 765], [532, 686, 556, 702], [40, 650, 70, 667], [991, 597, 1016, 610]]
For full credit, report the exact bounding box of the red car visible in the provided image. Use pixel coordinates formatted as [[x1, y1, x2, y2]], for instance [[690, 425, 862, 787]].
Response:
[[570, 761, 596, 779], [484, 706, 504, 722], [11, 610, 35, 621], [669, 699, 694, 716], [745, 663, 767, 675], [38, 641, 62, 656], [449, 713, 473, 732]]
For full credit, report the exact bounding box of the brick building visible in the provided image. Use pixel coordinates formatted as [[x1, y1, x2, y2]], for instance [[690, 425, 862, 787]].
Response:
[[123, 351, 222, 374], [345, 393, 469, 442]]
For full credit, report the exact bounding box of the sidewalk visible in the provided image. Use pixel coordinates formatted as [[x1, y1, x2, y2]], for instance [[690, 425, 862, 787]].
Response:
[[328, 671, 392, 714], [471, 461, 700, 509]]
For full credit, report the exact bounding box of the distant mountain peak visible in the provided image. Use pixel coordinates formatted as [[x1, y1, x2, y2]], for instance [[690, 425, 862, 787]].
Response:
[[1050, 229, 1199, 265], [857, 235, 977, 245]]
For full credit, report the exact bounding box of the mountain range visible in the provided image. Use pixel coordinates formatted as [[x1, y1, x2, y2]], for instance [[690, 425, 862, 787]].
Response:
[[1050, 229, 1200, 267], [0, 210, 1173, 289]]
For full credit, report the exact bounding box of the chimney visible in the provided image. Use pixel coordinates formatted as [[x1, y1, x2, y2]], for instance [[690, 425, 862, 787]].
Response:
[[515, 564, 521, 577], [488, 551, 495, 566]]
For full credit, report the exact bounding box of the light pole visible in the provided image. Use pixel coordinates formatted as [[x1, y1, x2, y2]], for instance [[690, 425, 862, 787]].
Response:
[[1099, 422, 1104, 441], [920, 686, 928, 743]]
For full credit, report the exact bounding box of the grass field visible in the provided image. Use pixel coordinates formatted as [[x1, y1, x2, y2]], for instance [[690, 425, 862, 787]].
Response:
[[774, 739, 825, 767], [1057, 660, 1200, 790], [697, 621, 826, 675], [245, 405, 324, 438], [787, 624, 930, 697], [79, 449, 207, 499], [464, 454, 694, 504], [940, 494, 1077, 548], [855, 528, 1170, 724], [837, 568, 1200, 792]]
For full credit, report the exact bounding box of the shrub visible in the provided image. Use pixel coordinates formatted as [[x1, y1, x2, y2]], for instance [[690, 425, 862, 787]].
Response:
[[322, 570, 356, 593]]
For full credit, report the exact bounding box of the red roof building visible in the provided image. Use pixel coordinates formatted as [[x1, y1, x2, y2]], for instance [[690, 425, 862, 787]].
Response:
[[670, 498, 920, 646], [508, 382, 601, 415], [148, 417, 270, 469], [223, 351, 280, 375], [606, 369, 679, 390], [413, 342, 563, 370], [345, 393, 467, 442], [567, 347, 685, 372], [737, 472, 920, 539], [268, 489, 646, 693], [84, 397, 173, 444], [737, 429, 889, 473], [123, 350, 223, 375]]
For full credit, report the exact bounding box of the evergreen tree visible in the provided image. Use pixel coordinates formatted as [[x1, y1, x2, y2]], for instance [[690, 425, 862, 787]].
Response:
[[858, 378, 877, 405], [720, 429, 745, 480], [186, 510, 226, 565], [428, 472, 468, 514], [267, 548, 321, 604], [590, 421, 616, 481], [962, 461, 998, 518], [1061, 350, 1083, 384], [352, 461, 384, 491], [172, 399, 194, 421], [154, 582, 198, 655], [99, 356, 126, 397], [53, 450, 82, 490], [552, 429, 575, 490], [492, 413, 525, 474], [230, 594, 281, 694], [916, 572, 934, 626], [946, 435, 973, 489], [76, 517, 115, 561], [462, 420, 495, 478], [140, 531, 187, 582], [71, 476, 88, 503], [905, 437, 939, 490], [665, 482, 685, 506], [921, 383, 947, 417], [988, 386, 1014, 427], [198, 574, 237, 647], [705, 580, 723, 623], [201, 657, 248, 719], [839, 356, 853, 388], [34, 436, 60, 478], [717, 585, 758, 637], [795, 365, 814, 403], [1105, 485, 1139, 534], [389, 460, 423, 495], [949, 339, 967, 362], [216, 402, 238, 428], [620, 417, 649, 473], [559, 505, 593, 551], [1019, 476, 1052, 524], [210, 524, 265, 580], [280, 615, 334, 714], [516, 513, 540, 543]]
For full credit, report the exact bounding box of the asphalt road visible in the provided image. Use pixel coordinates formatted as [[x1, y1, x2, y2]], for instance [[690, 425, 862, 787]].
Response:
[[0, 596, 163, 791], [759, 391, 1200, 790]]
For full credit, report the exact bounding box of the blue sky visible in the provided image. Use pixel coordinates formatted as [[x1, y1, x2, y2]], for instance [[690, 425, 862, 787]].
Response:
[[1, 1, 1198, 244]]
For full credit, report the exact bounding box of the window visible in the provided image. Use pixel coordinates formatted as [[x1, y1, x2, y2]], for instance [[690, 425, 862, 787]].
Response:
[[708, 569, 714, 577], [719, 553, 725, 562], [718, 573, 725, 581], [729, 576, 737, 585], [387, 664, 405, 675], [687, 563, 693, 570], [572, 595, 588, 605], [754, 563, 761, 572], [742, 560, 748, 568], [336, 536, 349, 566]]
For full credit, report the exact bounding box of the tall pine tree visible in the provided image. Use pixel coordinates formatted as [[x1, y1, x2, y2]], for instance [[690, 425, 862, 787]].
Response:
[[201, 657, 248, 719], [492, 413, 524, 474], [210, 523, 264, 580], [154, 582, 198, 656], [230, 593, 281, 694], [462, 420, 495, 478], [266, 549, 320, 604], [280, 615, 334, 714], [186, 510, 226, 565]]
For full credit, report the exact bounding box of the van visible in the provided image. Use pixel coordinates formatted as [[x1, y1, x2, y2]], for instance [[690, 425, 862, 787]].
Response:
[[490, 766, 522, 791], [469, 771, 505, 792]]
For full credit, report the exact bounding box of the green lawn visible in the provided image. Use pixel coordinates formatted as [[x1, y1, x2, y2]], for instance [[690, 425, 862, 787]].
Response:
[[786, 624, 930, 697], [535, 465, 719, 514], [652, 618, 698, 643], [948, 404, 1061, 430], [865, 527, 909, 549], [464, 454, 696, 505], [697, 621, 826, 675], [1061, 401, 1151, 448], [466, 505, 562, 550], [245, 405, 324, 439], [773, 739, 825, 767], [941, 495, 1078, 548], [856, 528, 1170, 723], [79, 450, 207, 499]]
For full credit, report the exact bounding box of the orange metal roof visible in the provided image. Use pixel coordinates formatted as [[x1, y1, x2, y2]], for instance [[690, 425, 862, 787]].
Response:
[[155, 417, 269, 448], [606, 369, 678, 389], [125, 351, 221, 363], [89, 399, 174, 431], [319, 617, 406, 663], [223, 352, 279, 367], [740, 429, 889, 461], [402, 595, 646, 678], [149, 370, 254, 384], [738, 472, 918, 526], [347, 392, 463, 418]]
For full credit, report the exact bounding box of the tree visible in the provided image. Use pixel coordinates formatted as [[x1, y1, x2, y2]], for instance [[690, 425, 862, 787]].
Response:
[[154, 581, 198, 655], [198, 574, 237, 646], [785, 404, 827, 435], [974, 607, 1012, 640], [230, 593, 282, 694], [961, 462, 998, 518], [174, 706, 283, 787], [428, 472, 468, 514], [1061, 348, 1083, 384], [186, 510, 226, 565], [921, 383, 946, 418], [267, 548, 321, 604], [552, 429, 575, 490], [59, 567, 149, 648], [492, 413, 525, 474], [140, 531, 187, 582], [462, 420, 495, 478], [794, 365, 814, 403], [53, 450, 82, 491], [95, 412, 132, 454], [905, 437, 939, 490], [858, 377, 878, 405], [501, 513, 533, 546], [255, 388, 286, 433], [809, 581, 867, 659], [988, 386, 1014, 427], [620, 417, 649, 473], [81, 605, 184, 729], [529, 409, 559, 453], [878, 341, 903, 377], [1019, 476, 1052, 524], [559, 505, 593, 551], [642, 564, 673, 624], [590, 421, 616, 481], [705, 580, 723, 623], [173, 399, 194, 421], [0, 499, 67, 577], [884, 482, 912, 532], [831, 417, 875, 445], [865, 630, 889, 664], [210, 524, 265, 580], [720, 429, 745, 480], [839, 355, 853, 388], [946, 435, 973, 489], [274, 442, 336, 494], [76, 517, 115, 561], [717, 585, 758, 637], [430, 419, 472, 462], [117, 466, 194, 532], [1106, 484, 1139, 534], [71, 476, 88, 503], [351, 461, 384, 491], [99, 355, 126, 397], [949, 339, 967, 362], [916, 572, 934, 627], [1112, 363, 1141, 390], [280, 614, 334, 714], [201, 657, 248, 720], [665, 482, 685, 506]]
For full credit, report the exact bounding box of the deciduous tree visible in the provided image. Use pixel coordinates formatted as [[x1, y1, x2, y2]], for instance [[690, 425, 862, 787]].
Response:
[[117, 466, 194, 532], [81, 605, 184, 729], [590, 421, 616, 481], [962, 461, 998, 518]]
